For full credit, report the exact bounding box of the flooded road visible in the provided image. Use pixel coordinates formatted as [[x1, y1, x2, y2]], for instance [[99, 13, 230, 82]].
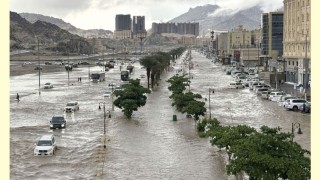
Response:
[[10, 51, 310, 179]]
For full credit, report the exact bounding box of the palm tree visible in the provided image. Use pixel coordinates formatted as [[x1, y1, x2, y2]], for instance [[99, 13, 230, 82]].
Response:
[[140, 55, 158, 89]]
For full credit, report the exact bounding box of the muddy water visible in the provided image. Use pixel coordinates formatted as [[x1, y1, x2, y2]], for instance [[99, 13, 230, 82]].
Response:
[[10, 51, 310, 179]]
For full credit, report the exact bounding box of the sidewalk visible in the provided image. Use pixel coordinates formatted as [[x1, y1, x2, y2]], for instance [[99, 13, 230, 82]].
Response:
[[278, 82, 311, 101]]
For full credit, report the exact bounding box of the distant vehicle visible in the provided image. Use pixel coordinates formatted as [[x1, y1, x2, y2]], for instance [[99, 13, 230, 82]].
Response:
[[34, 134, 57, 156], [44, 82, 53, 89], [50, 116, 66, 129], [140, 74, 146, 78], [121, 70, 130, 81], [23, 62, 32, 65], [103, 91, 112, 97], [127, 65, 134, 73], [229, 82, 245, 89], [44, 62, 52, 65], [91, 72, 105, 82], [78, 61, 90, 65], [34, 66, 43, 70], [64, 101, 79, 112], [65, 64, 73, 71]]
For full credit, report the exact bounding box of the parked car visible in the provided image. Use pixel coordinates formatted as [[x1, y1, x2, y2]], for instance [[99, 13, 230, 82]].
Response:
[[229, 82, 245, 89], [284, 99, 308, 111], [278, 96, 296, 107], [50, 116, 66, 129], [64, 101, 79, 112], [268, 92, 286, 101], [44, 82, 53, 89], [299, 102, 311, 113], [33, 134, 57, 156], [256, 88, 269, 96]]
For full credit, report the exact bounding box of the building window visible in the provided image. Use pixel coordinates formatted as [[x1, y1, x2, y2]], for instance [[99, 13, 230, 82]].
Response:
[[296, 61, 298, 66], [307, 13, 309, 21], [289, 61, 291, 65]]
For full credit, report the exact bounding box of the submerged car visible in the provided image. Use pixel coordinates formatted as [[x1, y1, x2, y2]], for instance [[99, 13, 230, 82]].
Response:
[[64, 101, 79, 112], [50, 116, 66, 129], [33, 134, 57, 156], [44, 82, 53, 89], [103, 91, 112, 97]]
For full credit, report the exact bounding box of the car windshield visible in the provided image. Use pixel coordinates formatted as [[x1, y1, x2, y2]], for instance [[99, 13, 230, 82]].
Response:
[[37, 140, 52, 146], [67, 103, 75, 106], [52, 117, 64, 123]]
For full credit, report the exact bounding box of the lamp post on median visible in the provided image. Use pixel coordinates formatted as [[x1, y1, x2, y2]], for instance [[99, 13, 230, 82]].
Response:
[[210, 30, 215, 62], [208, 88, 215, 119], [99, 102, 107, 148], [108, 83, 115, 111], [36, 37, 41, 95], [291, 122, 303, 141]]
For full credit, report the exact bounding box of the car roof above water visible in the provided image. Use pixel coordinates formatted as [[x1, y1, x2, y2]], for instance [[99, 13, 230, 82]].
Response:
[[39, 134, 54, 141]]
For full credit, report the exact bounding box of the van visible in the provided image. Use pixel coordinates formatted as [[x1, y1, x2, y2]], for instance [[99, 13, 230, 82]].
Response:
[[229, 82, 245, 89]]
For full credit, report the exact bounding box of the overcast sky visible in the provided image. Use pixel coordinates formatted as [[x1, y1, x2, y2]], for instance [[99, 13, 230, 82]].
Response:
[[10, 0, 283, 31]]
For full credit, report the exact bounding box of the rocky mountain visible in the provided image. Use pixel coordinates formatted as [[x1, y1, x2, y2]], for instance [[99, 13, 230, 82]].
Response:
[[10, 11, 92, 54], [168, 4, 268, 34], [19, 13, 113, 38]]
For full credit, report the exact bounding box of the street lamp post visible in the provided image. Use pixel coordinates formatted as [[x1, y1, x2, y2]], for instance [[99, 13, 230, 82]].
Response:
[[210, 30, 215, 62], [291, 123, 303, 141], [108, 83, 115, 111], [208, 88, 214, 119], [247, 40, 250, 66], [99, 102, 107, 148], [67, 52, 70, 87]]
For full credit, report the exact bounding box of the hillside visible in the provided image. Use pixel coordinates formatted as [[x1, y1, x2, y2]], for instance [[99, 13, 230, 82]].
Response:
[[20, 12, 113, 38], [10, 11, 92, 54], [168, 4, 265, 34]]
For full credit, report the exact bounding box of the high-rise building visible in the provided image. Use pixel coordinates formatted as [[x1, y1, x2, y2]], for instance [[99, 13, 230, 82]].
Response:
[[114, 14, 132, 39], [261, 12, 284, 58], [132, 16, 146, 36], [115, 14, 131, 31], [283, 0, 310, 87]]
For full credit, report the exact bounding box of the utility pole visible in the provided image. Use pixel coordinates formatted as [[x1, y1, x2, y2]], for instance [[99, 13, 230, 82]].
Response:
[[68, 52, 70, 87], [37, 37, 41, 95]]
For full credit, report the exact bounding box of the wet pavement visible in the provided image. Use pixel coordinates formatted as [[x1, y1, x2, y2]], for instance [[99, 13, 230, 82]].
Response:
[[10, 51, 310, 179]]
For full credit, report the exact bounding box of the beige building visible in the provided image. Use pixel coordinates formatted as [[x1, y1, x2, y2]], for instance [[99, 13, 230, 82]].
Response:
[[220, 25, 261, 66], [113, 30, 132, 39], [283, 0, 311, 86]]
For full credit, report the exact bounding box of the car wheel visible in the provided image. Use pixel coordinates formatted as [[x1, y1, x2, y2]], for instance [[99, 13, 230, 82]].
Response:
[[236, 87, 238, 89], [293, 106, 298, 111]]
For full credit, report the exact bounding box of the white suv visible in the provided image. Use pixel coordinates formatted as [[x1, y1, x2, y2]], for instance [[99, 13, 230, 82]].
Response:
[[284, 99, 308, 111], [34, 134, 57, 156], [64, 101, 79, 112]]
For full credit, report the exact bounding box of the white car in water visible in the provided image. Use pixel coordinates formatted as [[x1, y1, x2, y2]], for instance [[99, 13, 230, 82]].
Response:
[[64, 101, 79, 112], [103, 91, 112, 98], [34, 134, 57, 156], [44, 82, 53, 89]]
